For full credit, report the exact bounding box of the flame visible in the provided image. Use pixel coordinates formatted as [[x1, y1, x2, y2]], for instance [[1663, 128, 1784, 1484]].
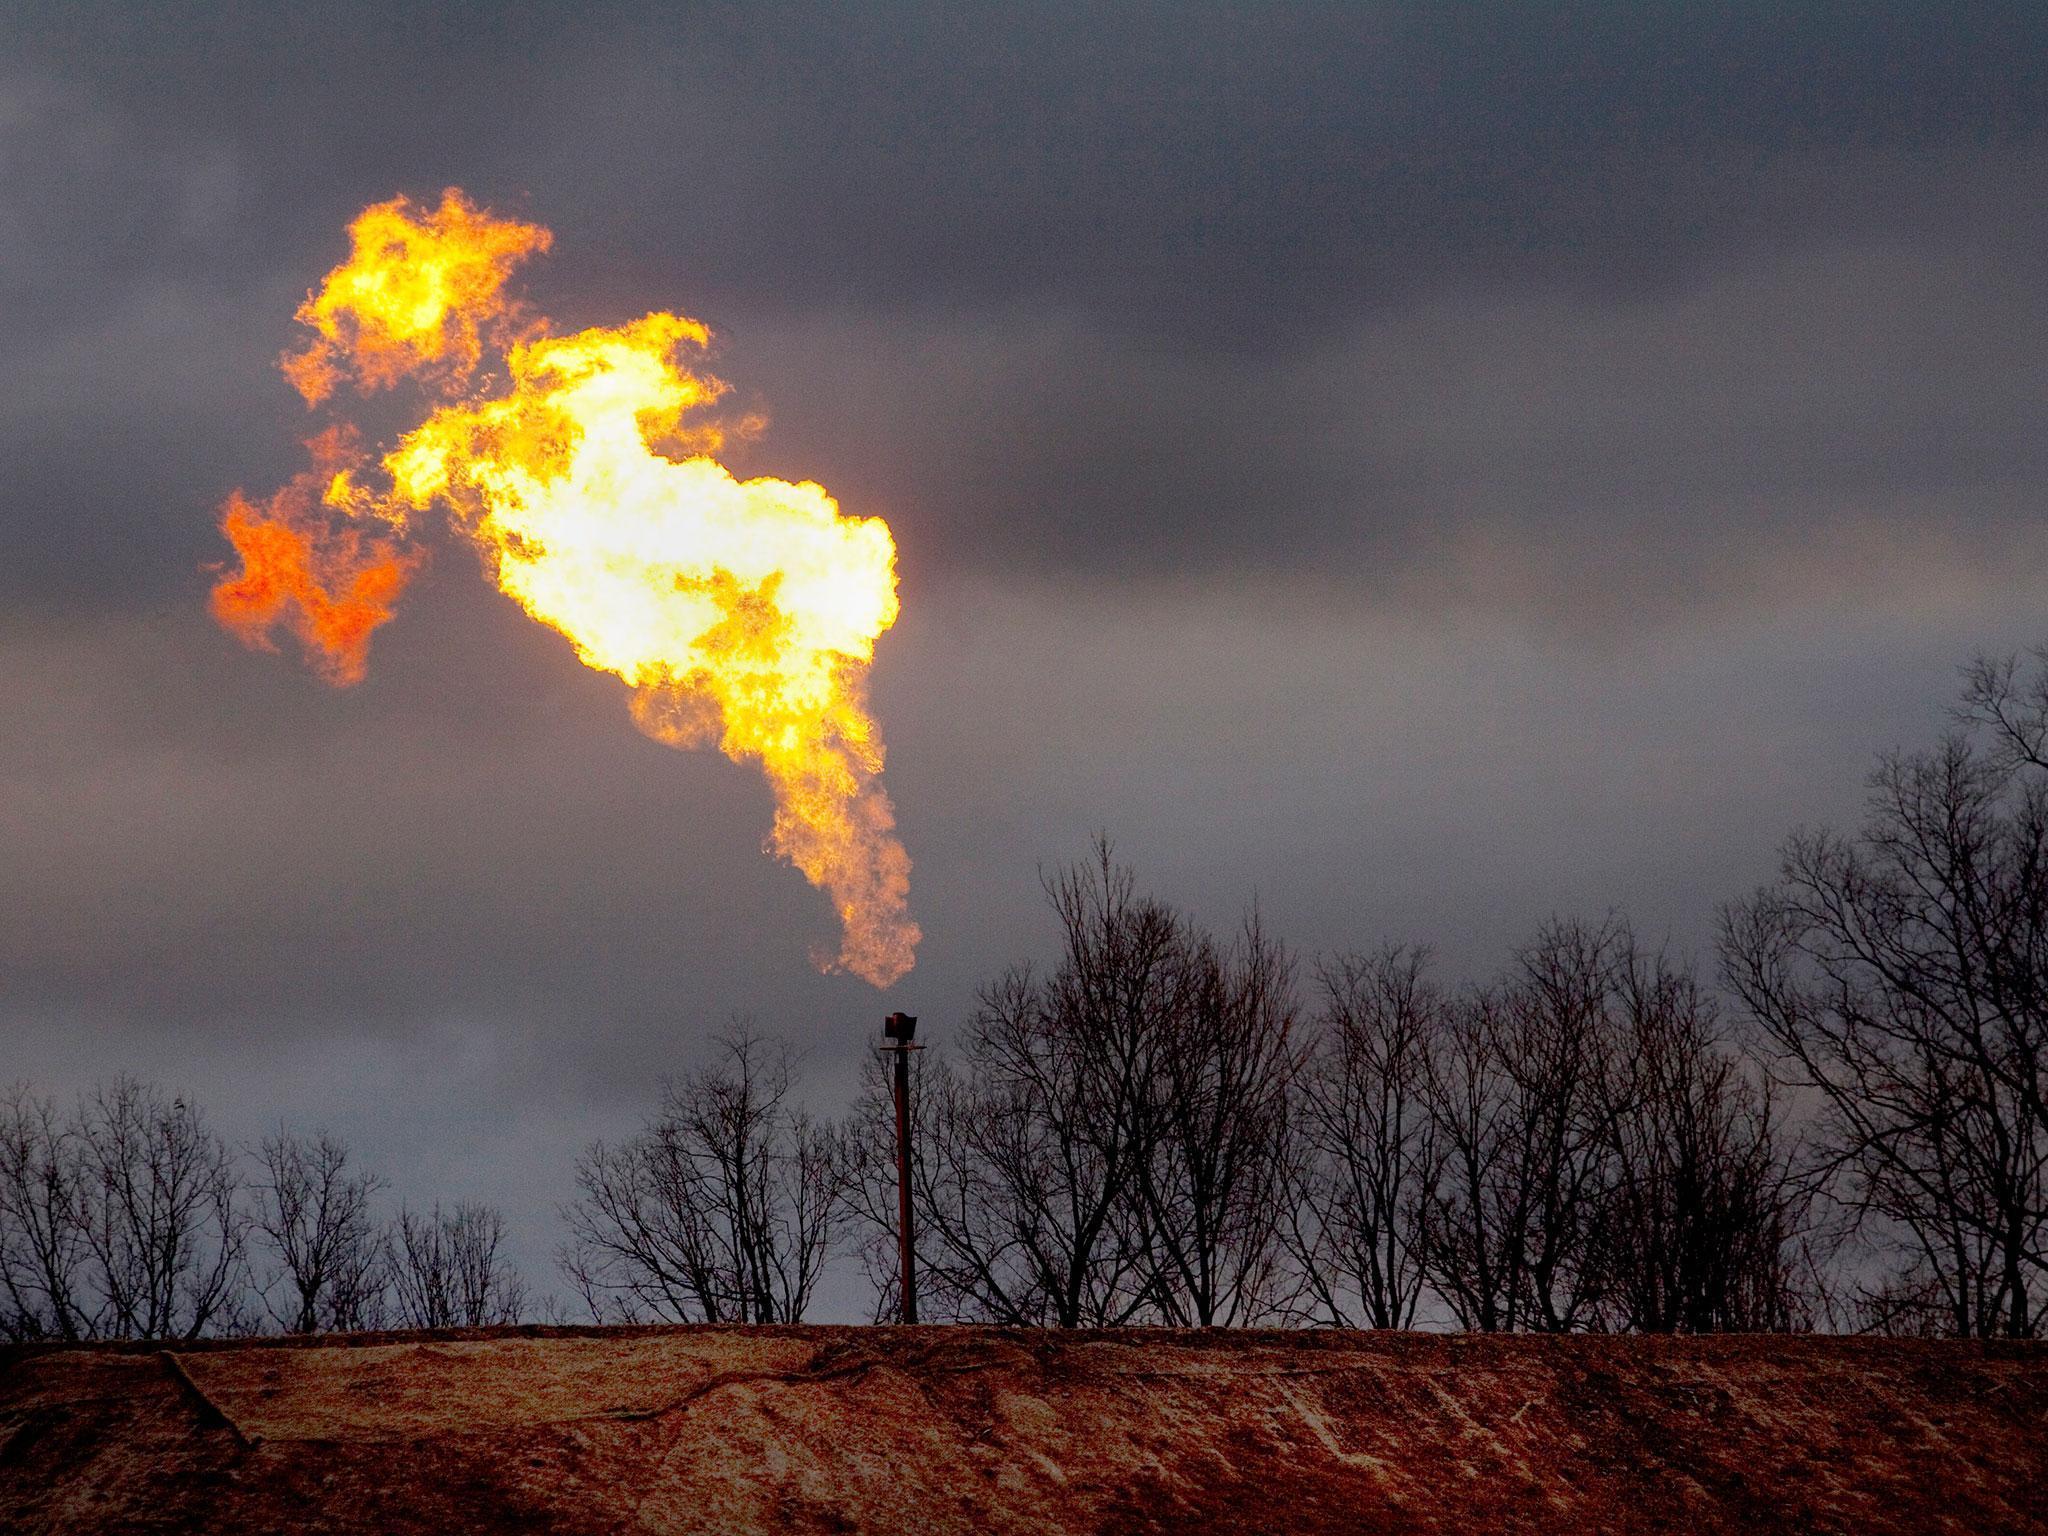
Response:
[[209, 189, 919, 986], [282, 190, 550, 406], [209, 429, 420, 687]]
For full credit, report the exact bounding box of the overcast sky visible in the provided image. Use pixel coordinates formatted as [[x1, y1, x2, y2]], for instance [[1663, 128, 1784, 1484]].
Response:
[[5, 2, 2046, 1314]]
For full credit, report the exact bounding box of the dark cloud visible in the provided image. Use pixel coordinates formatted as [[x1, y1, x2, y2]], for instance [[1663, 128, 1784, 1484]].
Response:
[[5, 2, 2045, 605], [723, 231, 2048, 587], [24, 1, 2047, 318]]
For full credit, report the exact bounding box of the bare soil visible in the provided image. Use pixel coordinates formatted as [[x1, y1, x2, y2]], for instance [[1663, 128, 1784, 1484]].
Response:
[[3, 1326, 2043, 1533]]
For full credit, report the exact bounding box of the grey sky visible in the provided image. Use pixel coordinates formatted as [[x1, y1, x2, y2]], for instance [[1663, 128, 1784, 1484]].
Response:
[[3, 2, 2044, 1313]]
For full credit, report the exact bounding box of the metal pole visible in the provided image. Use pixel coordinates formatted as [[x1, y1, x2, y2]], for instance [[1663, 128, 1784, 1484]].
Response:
[[892, 1039, 917, 1324]]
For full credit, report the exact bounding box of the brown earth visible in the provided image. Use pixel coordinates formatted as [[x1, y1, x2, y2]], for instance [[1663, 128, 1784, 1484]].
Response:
[[2, 1326, 2043, 1534]]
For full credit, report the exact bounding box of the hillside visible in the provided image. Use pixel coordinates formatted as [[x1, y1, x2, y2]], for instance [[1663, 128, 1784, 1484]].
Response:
[[2, 1326, 2043, 1534]]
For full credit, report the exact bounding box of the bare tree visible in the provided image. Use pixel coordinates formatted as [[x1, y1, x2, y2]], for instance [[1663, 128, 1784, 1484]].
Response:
[[1592, 948, 1811, 1332], [1420, 921, 1624, 1332], [1419, 989, 1529, 1331], [1131, 913, 1300, 1326], [1721, 703, 2048, 1338], [392, 1202, 526, 1328], [1963, 645, 2048, 783], [849, 844, 1179, 1325], [834, 1049, 929, 1324], [1285, 947, 1444, 1329], [253, 1130, 389, 1333], [1958, 650, 2048, 1146], [7, 1079, 545, 1341], [71, 1078, 248, 1340], [561, 1027, 834, 1323], [0, 1086, 94, 1341], [845, 844, 1304, 1328]]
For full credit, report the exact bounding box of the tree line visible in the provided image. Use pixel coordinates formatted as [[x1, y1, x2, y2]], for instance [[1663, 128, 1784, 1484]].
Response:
[[570, 647, 2048, 1339], [828, 862, 1813, 1333], [0, 1079, 525, 1342], [7, 648, 2045, 1340]]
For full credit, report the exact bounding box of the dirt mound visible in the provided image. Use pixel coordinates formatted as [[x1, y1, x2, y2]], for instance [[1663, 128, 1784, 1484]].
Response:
[[2, 1326, 2042, 1534]]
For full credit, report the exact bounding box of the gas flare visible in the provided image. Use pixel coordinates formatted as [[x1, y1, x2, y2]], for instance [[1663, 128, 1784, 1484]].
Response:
[[282, 189, 551, 406], [208, 426, 420, 687], [211, 189, 919, 986]]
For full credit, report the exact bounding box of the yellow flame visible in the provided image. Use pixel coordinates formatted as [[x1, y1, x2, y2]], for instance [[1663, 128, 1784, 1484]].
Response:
[[282, 189, 551, 406], [222, 190, 919, 986]]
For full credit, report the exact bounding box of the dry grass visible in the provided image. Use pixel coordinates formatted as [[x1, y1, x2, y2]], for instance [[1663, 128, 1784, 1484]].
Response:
[[3, 1326, 2044, 1534]]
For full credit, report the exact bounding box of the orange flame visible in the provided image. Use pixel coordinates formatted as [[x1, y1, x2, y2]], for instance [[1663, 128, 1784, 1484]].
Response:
[[210, 190, 918, 986], [210, 429, 420, 687], [282, 189, 551, 406]]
